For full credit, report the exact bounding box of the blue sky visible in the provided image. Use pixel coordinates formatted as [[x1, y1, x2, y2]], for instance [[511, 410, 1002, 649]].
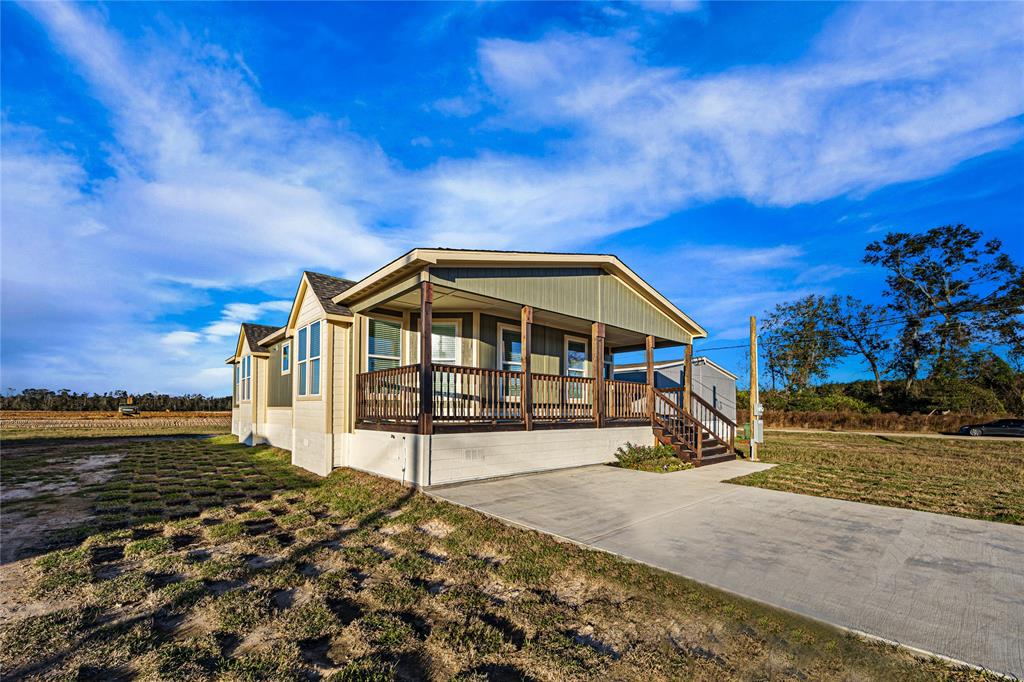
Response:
[[2, 1, 1022, 395]]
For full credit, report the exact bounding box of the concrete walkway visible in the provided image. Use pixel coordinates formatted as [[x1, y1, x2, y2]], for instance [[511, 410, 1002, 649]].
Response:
[[430, 462, 1024, 677]]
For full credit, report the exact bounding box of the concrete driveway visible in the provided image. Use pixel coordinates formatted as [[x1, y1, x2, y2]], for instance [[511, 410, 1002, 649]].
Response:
[[430, 461, 1024, 677]]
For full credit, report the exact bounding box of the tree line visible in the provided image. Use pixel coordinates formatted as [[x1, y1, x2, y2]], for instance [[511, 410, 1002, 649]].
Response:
[[0, 389, 231, 412], [761, 224, 1024, 415]]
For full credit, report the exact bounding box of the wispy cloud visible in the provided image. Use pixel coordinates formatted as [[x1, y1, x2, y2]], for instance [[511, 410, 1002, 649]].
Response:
[[2, 1, 1021, 393], [423, 3, 1023, 245]]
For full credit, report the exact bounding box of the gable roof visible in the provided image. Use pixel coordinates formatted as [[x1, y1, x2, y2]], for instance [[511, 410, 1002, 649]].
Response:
[[331, 248, 706, 339], [614, 356, 738, 380], [305, 271, 356, 316], [241, 323, 278, 353]]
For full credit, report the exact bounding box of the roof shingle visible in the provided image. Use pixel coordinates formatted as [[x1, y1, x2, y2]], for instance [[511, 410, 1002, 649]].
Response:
[[241, 323, 279, 352], [305, 271, 357, 316]]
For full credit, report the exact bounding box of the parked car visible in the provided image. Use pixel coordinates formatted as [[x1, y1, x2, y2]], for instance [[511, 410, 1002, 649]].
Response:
[[958, 419, 1024, 437]]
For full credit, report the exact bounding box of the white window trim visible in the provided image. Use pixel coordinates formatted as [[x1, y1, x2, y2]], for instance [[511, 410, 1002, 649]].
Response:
[[496, 323, 523, 372], [422, 317, 463, 366], [365, 315, 403, 371], [297, 321, 323, 400], [563, 334, 590, 378], [281, 340, 291, 375], [240, 354, 252, 403]]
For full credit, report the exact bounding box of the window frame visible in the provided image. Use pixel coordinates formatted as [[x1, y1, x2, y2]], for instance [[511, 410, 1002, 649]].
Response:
[[296, 320, 323, 399], [240, 354, 252, 403], [425, 318, 462, 366], [365, 315, 403, 373], [563, 335, 590, 378], [281, 340, 291, 376], [496, 323, 523, 372]]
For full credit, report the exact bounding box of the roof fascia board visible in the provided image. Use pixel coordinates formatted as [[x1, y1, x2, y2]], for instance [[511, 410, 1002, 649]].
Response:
[[259, 327, 287, 345], [286, 274, 327, 332]]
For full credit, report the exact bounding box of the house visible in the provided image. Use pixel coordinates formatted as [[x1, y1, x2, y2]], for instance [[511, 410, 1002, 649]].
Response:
[[227, 249, 738, 485], [614, 356, 738, 424]]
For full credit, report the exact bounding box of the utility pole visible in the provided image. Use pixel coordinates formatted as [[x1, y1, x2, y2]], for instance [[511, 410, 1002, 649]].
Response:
[[749, 315, 760, 462]]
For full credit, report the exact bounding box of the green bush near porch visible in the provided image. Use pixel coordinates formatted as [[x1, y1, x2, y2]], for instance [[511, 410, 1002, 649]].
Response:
[[612, 442, 693, 473]]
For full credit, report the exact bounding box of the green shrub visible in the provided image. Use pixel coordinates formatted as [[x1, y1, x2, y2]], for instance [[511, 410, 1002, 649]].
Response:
[[613, 442, 677, 468]]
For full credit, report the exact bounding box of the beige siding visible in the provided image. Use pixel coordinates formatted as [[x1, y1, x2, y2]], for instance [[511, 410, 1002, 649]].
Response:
[[292, 285, 331, 476], [254, 356, 268, 433]]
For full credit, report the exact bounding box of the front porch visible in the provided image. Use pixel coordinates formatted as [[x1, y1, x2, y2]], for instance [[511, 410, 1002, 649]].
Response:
[[348, 270, 738, 467]]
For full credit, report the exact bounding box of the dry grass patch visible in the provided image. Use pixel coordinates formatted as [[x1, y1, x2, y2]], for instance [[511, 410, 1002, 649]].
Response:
[[730, 431, 1024, 524], [0, 433, 1005, 680]]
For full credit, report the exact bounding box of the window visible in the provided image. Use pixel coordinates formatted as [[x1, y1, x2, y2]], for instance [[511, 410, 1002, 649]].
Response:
[[498, 325, 522, 372], [432, 321, 460, 365], [281, 341, 291, 375], [367, 318, 401, 372], [297, 321, 322, 396], [496, 324, 522, 399], [712, 385, 718, 409], [564, 336, 588, 378], [234, 363, 240, 402], [240, 355, 251, 401], [564, 336, 588, 401]]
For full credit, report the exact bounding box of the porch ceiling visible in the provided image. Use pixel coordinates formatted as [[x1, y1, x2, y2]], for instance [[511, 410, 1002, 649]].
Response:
[[369, 283, 682, 351]]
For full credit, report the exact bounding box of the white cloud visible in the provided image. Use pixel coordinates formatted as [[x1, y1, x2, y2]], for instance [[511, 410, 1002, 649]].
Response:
[[161, 331, 201, 347], [2, 3, 408, 393], [422, 3, 1023, 246], [202, 301, 291, 339], [3, 1, 1021, 394], [627, 1, 701, 15]]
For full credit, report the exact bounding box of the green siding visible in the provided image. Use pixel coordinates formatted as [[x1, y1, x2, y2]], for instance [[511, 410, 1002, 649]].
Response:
[[430, 267, 689, 343], [479, 314, 586, 375], [267, 341, 293, 407]]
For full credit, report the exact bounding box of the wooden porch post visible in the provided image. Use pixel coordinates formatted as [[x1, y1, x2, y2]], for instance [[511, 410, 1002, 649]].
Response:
[[645, 335, 655, 423], [419, 281, 433, 435], [521, 306, 533, 431], [683, 343, 693, 414], [592, 322, 606, 428]]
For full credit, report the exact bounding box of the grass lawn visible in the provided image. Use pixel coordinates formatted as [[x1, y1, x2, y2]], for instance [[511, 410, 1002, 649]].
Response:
[[729, 431, 1024, 525], [0, 433, 1002, 681]]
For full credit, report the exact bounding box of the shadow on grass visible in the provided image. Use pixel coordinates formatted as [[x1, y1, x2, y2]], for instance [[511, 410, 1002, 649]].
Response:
[[1, 435, 321, 565], [2, 453, 417, 681]]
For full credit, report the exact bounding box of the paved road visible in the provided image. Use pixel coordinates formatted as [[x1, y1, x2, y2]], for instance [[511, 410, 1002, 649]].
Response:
[[430, 462, 1024, 677]]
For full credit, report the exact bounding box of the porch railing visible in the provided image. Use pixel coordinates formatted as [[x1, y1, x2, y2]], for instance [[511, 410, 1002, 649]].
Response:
[[432, 364, 523, 422], [355, 364, 420, 423], [533, 372, 594, 422], [605, 379, 647, 421], [356, 363, 654, 430]]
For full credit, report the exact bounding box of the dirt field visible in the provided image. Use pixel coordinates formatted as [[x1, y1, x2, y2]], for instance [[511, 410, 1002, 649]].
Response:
[[730, 431, 1024, 524], [0, 411, 230, 440], [0, 432, 1000, 681]]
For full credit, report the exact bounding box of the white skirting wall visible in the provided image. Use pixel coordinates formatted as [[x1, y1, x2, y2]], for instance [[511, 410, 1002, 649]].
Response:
[[261, 407, 292, 450], [233, 404, 253, 445], [349, 425, 651, 487], [238, 409, 650, 486]]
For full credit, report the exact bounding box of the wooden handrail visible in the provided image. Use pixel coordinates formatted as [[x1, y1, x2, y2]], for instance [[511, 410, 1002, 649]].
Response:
[[662, 386, 736, 453], [651, 387, 705, 461], [690, 392, 736, 427]]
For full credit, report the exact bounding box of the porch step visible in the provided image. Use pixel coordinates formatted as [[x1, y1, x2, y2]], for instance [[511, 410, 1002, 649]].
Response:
[[700, 444, 730, 458], [693, 451, 737, 467]]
